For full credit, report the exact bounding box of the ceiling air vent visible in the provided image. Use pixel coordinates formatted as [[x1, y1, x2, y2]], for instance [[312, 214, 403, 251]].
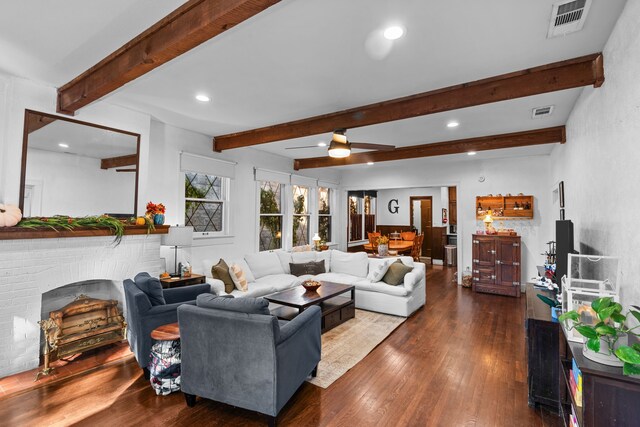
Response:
[[532, 105, 554, 119], [547, 0, 591, 38]]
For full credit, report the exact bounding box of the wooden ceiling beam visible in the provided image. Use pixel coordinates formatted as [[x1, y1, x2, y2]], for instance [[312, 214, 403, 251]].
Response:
[[57, 0, 282, 115], [101, 154, 138, 170], [214, 54, 602, 151], [293, 126, 566, 170]]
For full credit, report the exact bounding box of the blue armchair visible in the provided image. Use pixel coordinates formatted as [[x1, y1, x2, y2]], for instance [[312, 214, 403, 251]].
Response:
[[178, 296, 321, 426], [123, 275, 210, 378]]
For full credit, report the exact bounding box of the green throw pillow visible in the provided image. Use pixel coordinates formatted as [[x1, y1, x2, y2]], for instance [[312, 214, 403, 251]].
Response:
[[212, 259, 235, 294], [381, 259, 413, 286]]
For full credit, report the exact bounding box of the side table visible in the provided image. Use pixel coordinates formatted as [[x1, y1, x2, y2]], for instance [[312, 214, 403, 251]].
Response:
[[149, 322, 181, 395], [160, 274, 205, 289]]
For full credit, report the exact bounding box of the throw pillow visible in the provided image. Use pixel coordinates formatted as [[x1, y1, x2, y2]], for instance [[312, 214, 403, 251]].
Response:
[[367, 258, 392, 282], [196, 294, 270, 315], [289, 260, 326, 277], [229, 263, 248, 292], [211, 259, 235, 294], [133, 272, 166, 306], [330, 250, 369, 277], [381, 259, 414, 286]]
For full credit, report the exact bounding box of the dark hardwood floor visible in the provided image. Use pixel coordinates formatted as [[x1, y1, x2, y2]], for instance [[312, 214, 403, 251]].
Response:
[[0, 266, 561, 427]]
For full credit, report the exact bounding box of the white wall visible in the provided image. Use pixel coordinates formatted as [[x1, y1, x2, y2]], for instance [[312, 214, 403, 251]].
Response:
[[0, 75, 151, 211], [550, 0, 640, 307], [376, 186, 446, 227], [25, 148, 135, 216], [338, 155, 554, 284], [147, 121, 337, 275]]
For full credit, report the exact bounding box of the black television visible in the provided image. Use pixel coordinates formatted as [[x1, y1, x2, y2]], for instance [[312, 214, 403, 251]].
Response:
[[555, 220, 575, 283]]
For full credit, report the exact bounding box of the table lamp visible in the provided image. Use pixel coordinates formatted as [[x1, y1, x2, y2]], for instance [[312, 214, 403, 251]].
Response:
[[161, 225, 194, 277], [483, 210, 495, 234], [312, 233, 321, 250]]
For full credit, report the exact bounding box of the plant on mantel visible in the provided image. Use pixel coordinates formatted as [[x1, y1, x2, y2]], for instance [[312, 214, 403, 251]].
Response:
[[559, 297, 640, 376], [16, 215, 155, 245]]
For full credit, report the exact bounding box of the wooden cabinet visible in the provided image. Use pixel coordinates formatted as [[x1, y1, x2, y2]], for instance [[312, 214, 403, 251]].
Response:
[[559, 327, 640, 427], [526, 284, 560, 411], [448, 187, 457, 225], [432, 226, 446, 260], [472, 234, 521, 297], [476, 195, 534, 219]]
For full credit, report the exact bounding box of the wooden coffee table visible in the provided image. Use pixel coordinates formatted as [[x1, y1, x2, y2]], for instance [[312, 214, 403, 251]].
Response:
[[265, 282, 355, 333]]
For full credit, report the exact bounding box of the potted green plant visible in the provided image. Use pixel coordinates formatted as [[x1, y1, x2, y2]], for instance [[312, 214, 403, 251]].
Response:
[[559, 297, 640, 376]]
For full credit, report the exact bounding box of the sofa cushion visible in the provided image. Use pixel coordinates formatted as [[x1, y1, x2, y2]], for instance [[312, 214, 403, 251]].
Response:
[[291, 251, 317, 263], [330, 250, 368, 277], [275, 250, 293, 274], [367, 258, 393, 282], [245, 252, 285, 279], [134, 272, 165, 306], [313, 272, 361, 285], [212, 259, 235, 294], [290, 260, 326, 277], [229, 263, 248, 292], [382, 259, 414, 286], [255, 274, 299, 291], [354, 279, 409, 297], [316, 250, 331, 271], [196, 294, 270, 315]]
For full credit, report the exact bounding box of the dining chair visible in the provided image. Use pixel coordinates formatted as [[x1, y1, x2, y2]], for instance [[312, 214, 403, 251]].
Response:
[[367, 232, 381, 253], [410, 233, 424, 261], [401, 231, 416, 241]]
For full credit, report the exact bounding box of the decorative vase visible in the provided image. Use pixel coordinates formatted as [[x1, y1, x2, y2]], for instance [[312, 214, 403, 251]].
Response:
[[378, 244, 388, 256], [153, 214, 165, 225], [582, 333, 627, 367]]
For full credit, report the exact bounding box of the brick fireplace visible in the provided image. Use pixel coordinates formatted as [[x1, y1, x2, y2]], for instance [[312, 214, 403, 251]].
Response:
[[0, 234, 162, 378]]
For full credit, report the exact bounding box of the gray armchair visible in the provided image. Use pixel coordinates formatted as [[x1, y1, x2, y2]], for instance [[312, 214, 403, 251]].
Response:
[[178, 297, 321, 426], [123, 275, 210, 378]]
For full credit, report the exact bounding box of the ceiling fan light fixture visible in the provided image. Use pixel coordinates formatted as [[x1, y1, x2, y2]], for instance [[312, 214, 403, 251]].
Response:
[[328, 141, 351, 158]]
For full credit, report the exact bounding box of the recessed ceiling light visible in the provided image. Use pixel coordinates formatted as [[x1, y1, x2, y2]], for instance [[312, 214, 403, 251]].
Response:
[[58, 143, 69, 148], [195, 94, 210, 102], [367, 162, 374, 165], [467, 151, 477, 156], [447, 121, 460, 128], [318, 142, 327, 147], [383, 26, 404, 40]]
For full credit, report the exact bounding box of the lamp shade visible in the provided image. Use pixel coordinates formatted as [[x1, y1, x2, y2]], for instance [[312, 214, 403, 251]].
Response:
[[161, 225, 194, 247], [312, 233, 321, 242]]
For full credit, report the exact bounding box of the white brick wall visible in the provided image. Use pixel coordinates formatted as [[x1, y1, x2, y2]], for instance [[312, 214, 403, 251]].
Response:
[[0, 234, 162, 378]]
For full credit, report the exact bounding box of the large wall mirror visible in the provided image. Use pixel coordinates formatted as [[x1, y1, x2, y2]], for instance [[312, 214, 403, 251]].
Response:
[[19, 110, 140, 218]]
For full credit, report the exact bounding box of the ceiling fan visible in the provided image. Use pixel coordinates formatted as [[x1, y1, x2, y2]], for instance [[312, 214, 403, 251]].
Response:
[[285, 129, 395, 158]]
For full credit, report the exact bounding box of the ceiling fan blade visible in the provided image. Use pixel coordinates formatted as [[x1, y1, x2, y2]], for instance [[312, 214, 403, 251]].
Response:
[[350, 142, 395, 151], [285, 145, 322, 150]]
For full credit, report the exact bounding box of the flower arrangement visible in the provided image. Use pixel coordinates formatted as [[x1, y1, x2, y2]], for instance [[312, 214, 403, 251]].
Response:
[[377, 235, 390, 245], [146, 202, 166, 216]]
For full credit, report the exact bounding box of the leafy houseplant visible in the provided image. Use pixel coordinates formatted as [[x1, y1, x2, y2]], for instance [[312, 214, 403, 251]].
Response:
[[559, 297, 640, 376]]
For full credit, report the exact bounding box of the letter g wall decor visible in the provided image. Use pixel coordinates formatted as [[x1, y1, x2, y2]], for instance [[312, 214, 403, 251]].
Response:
[[388, 199, 399, 214]]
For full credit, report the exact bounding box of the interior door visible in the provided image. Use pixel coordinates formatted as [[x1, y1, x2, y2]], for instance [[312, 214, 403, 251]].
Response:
[[420, 199, 432, 257]]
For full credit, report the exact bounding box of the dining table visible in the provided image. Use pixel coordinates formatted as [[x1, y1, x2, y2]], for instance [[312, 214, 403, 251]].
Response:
[[363, 240, 413, 254]]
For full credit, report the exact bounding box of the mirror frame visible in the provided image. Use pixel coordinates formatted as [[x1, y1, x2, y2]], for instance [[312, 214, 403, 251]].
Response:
[[19, 109, 141, 217]]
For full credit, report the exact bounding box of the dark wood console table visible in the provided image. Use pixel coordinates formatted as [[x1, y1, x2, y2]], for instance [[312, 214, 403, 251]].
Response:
[[526, 283, 560, 411]]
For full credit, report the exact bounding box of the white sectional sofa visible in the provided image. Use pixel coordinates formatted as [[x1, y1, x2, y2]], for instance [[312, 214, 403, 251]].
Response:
[[202, 250, 426, 317]]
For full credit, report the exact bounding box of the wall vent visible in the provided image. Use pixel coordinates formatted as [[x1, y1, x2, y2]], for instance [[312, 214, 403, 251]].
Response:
[[547, 0, 591, 38], [532, 105, 554, 119]]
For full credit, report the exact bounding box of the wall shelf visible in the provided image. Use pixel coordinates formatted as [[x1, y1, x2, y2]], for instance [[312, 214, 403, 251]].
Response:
[[0, 224, 169, 240], [476, 195, 534, 220]]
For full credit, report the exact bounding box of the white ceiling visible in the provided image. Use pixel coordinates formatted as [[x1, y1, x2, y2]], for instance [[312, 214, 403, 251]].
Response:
[[0, 0, 185, 86], [1, 0, 628, 165]]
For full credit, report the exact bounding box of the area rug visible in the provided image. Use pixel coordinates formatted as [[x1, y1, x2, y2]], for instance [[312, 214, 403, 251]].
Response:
[[307, 309, 406, 388]]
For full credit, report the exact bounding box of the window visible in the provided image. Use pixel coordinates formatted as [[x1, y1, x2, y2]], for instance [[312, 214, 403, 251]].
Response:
[[318, 187, 332, 242], [348, 191, 377, 242], [185, 172, 228, 233], [292, 185, 310, 246], [259, 181, 283, 251]]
